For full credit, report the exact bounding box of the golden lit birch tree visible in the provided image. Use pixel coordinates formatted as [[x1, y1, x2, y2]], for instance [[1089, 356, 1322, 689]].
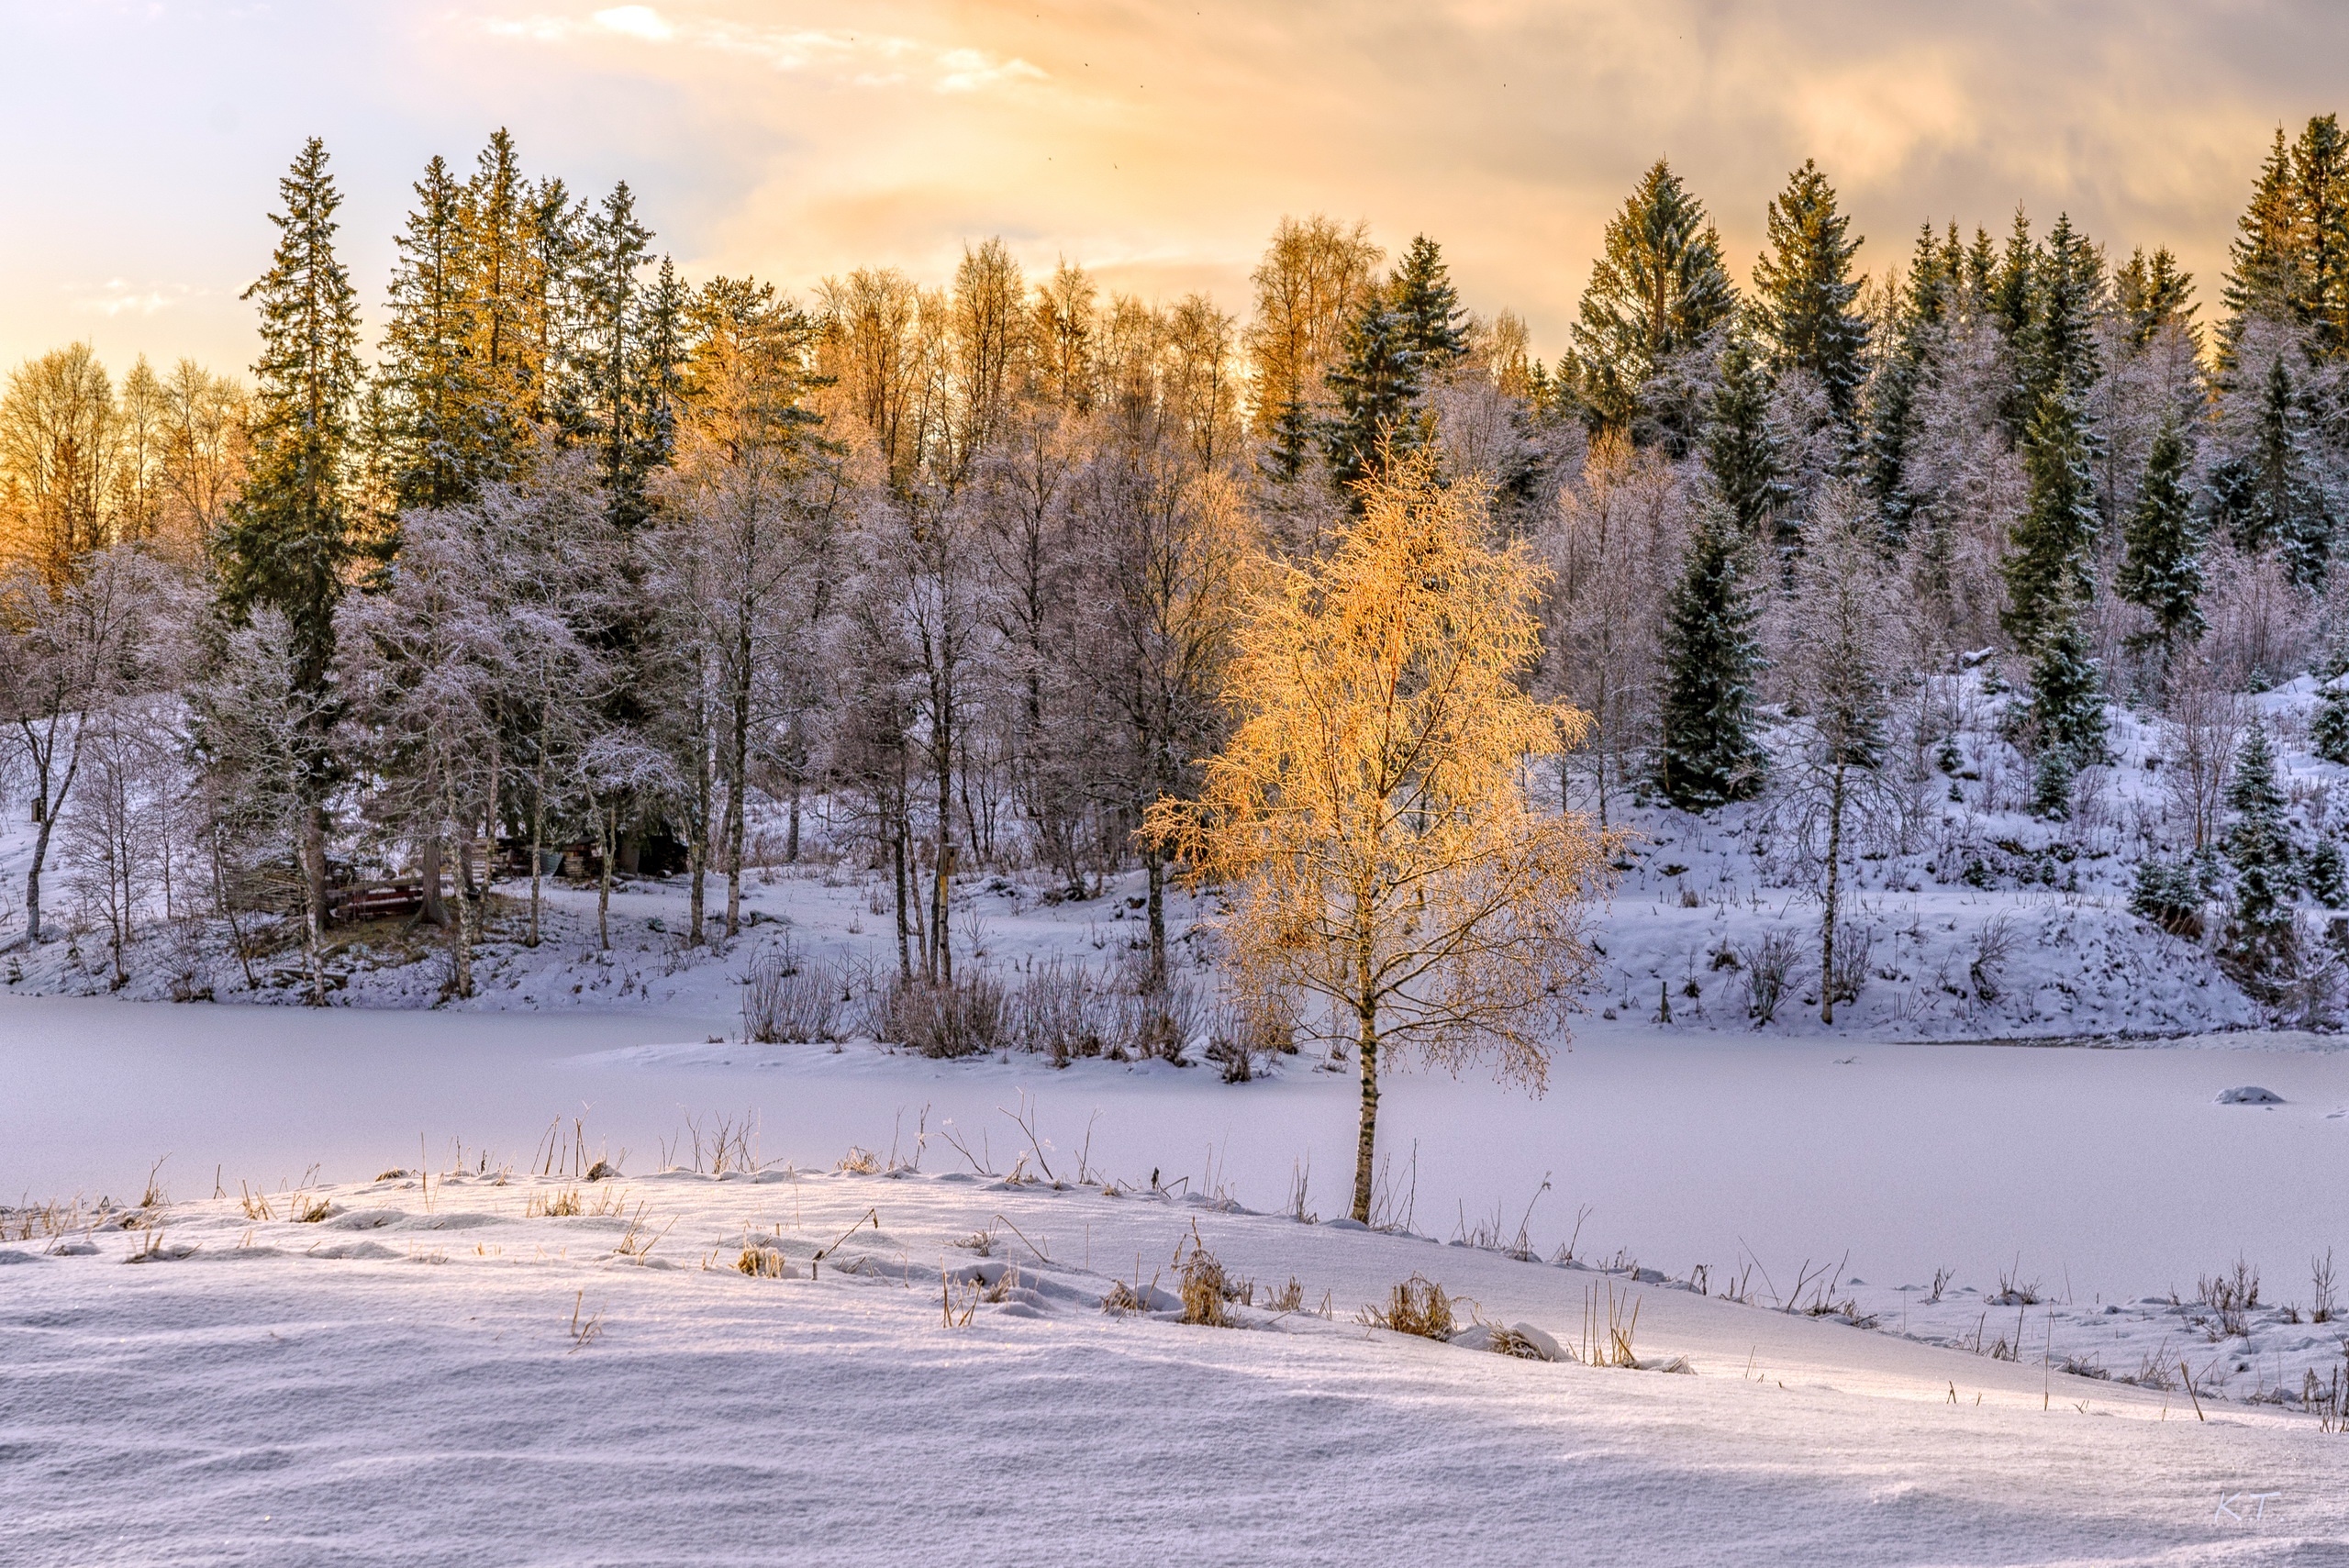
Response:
[[1150, 450, 1611, 1224]]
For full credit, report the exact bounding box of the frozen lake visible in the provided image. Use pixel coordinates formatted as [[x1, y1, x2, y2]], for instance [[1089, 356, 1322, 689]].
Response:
[[7, 996, 2346, 1303]]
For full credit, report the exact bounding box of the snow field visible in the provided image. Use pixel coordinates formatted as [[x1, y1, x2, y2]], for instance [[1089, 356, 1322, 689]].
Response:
[[5, 1163, 2345, 1567]]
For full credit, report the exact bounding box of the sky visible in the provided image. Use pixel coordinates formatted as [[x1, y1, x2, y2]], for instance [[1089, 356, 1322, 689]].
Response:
[[4, 1, 2346, 381]]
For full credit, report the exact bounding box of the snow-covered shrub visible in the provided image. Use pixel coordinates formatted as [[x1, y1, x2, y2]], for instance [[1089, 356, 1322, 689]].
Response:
[[1737, 930, 1802, 1024], [1007, 957, 1118, 1065], [1826, 923, 1872, 1007], [741, 942, 848, 1043], [1205, 990, 1296, 1083], [882, 973, 1011, 1058], [1969, 916, 2017, 1002]]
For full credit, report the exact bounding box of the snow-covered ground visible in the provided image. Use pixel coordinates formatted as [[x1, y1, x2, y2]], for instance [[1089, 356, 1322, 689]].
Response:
[[6, 1162, 2346, 1566]]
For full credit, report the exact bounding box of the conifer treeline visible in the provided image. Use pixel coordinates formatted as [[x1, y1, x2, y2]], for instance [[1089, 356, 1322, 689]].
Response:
[[0, 118, 2345, 999]]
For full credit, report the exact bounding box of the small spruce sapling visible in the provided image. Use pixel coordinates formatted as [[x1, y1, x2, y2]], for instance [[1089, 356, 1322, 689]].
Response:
[[2307, 838, 2347, 910], [2024, 617, 2107, 819], [2130, 858, 2202, 935], [2223, 722, 2295, 967]]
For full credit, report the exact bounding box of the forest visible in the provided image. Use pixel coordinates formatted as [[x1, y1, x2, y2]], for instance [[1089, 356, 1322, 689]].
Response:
[[3, 117, 2348, 1042]]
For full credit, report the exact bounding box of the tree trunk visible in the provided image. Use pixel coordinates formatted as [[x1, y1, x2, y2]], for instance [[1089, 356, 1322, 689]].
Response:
[[727, 615, 751, 940], [786, 779, 801, 863], [931, 731, 954, 985], [1351, 1006, 1381, 1226], [299, 815, 328, 1007], [446, 828, 475, 1000], [24, 815, 51, 946], [1821, 762, 1846, 1026], [597, 805, 615, 951], [305, 807, 329, 947], [419, 837, 446, 927], [722, 765, 744, 941], [527, 774, 543, 949], [891, 812, 911, 982], [1144, 846, 1167, 991]]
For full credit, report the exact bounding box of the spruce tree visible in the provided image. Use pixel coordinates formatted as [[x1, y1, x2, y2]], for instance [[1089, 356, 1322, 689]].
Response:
[[1570, 160, 1737, 446], [2224, 721, 2294, 961], [1321, 300, 1423, 495], [2130, 856, 2202, 933], [1655, 504, 1765, 809], [214, 137, 363, 978], [2000, 389, 2099, 652], [2023, 615, 2106, 817], [2225, 128, 2309, 344], [1388, 235, 1468, 372], [2115, 246, 2197, 350], [218, 136, 362, 685], [2311, 678, 2349, 764], [2022, 214, 2103, 414], [2113, 423, 2205, 649], [2293, 115, 2349, 356], [460, 129, 565, 479], [1262, 400, 1317, 484], [1991, 209, 2037, 344], [2216, 353, 2334, 586], [1752, 160, 1869, 434], [2307, 836, 2347, 909], [573, 183, 667, 528], [1864, 223, 1957, 539], [378, 154, 492, 514], [1704, 331, 1794, 559]]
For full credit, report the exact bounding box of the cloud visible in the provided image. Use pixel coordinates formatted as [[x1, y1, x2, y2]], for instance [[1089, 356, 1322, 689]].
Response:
[[591, 6, 673, 41], [482, 6, 1047, 95], [69, 280, 190, 318], [11, 0, 2349, 376]]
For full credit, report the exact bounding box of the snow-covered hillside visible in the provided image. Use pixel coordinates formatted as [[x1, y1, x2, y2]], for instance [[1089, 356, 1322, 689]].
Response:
[[6, 665, 2343, 1050]]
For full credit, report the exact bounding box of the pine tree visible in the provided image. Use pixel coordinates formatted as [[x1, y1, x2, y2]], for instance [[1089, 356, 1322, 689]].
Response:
[[1705, 331, 1794, 559], [1387, 235, 1468, 371], [2023, 214, 2103, 414], [2311, 679, 2349, 764], [2224, 721, 2294, 960], [2023, 614, 2106, 818], [1654, 503, 1765, 810], [2307, 836, 2347, 908], [2113, 423, 2204, 648], [2215, 352, 2333, 586], [1864, 223, 1956, 539], [2130, 856, 2202, 933], [2115, 246, 2198, 350], [2293, 115, 2349, 356], [218, 136, 362, 685], [214, 137, 362, 990], [378, 154, 492, 514], [460, 129, 566, 481], [574, 182, 662, 528], [2000, 389, 2099, 652], [1752, 160, 1869, 435], [2225, 128, 2308, 344], [1320, 299, 1423, 495], [1991, 209, 2037, 343], [1570, 160, 1737, 446]]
